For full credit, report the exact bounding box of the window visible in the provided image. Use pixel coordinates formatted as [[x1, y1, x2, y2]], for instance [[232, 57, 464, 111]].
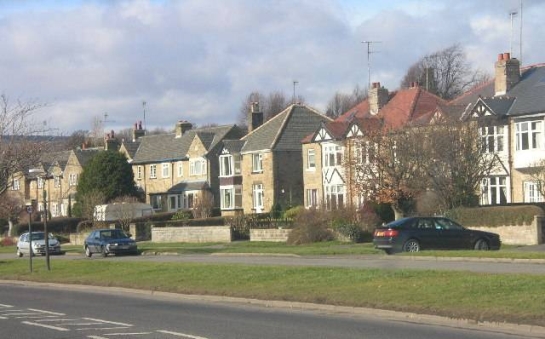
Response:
[[323, 145, 343, 167], [69, 173, 78, 186], [177, 162, 183, 177], [150, 164, 157, 179], [325, 184, 345, 209], [481, 177, 508, 205], [306, 189, 318, 207], [11, 179, 20, 191], [185, 192, 195, 209], [168, 194, 182, 211], [307, 149, 316, 170], [54, 176, 61, 188], [190, 159, 206, 176], [137, 166, 143, 180], [524, 182, 544, 203], [516, 121, 542, 150], [252, 184, 264, 211], [252, 153, 263, 173], [220, 186, 242, 210], [162, 163, 170, 178], [220, 155, 233, 177], [480, 126, 505, 153], [37, 177, 44, 189], [150, 195, 162, 210]]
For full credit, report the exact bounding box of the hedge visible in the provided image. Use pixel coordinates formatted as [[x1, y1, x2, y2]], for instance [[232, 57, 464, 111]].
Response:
[[446, 205, 544, 227]]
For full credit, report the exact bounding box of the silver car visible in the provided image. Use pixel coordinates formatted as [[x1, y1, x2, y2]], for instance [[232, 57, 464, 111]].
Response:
[[16, 232, 62, 257]]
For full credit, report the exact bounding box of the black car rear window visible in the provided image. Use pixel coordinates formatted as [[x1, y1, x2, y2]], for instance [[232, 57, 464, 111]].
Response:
[[385, 218, 416, 229]]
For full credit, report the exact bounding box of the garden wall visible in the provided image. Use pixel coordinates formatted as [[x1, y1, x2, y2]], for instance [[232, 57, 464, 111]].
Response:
[[467, 215, 544, 245], [152, 226, 232, 243], [250, 229, 292, 242]]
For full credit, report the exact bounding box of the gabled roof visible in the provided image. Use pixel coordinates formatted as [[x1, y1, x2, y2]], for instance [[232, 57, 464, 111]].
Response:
[[241, 104, 331, 153], [72, 148, 102, 167], [221, 140, 245, 154], [132, 125, 241, 164], [39, 151, 72, 173], [120, 140, 140, 159]]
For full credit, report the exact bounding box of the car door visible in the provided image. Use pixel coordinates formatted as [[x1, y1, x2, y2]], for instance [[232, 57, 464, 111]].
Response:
[[87, 231, 100, 253], [414, 218, 441, 249], [19, 234, 29, 254], [435, 218, 472, 249]]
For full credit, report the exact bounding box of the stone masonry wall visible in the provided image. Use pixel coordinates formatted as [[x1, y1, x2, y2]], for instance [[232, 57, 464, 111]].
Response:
[[152, 226, 232, 243], [250, 228, 292, 242], [467, 215, 543, 245]]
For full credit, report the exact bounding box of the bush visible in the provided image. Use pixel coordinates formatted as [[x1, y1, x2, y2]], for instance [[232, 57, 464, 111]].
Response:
[[284, 205, 305, 220], [0, 237, 16, 246], [446, 205, 544, 227], [171, 210, 192, 224], [287, 209, 334, 245]]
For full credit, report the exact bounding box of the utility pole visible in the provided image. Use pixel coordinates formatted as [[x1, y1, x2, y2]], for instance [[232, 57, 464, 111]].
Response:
[[361, 41, 381, 90], [142, 101, 147, 131], [520, 0, 523, 65], [43, 189, 50, 271]]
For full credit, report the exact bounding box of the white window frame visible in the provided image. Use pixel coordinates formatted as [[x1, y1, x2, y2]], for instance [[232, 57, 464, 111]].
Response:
[[219, 154, 233, 177], [480, 125, 505, 153], [480, 177, 509, 205], [306, 188, 318, 207], [220, 186, 242, 210], [190, 158, 207, 176], [37, 177, 44, 189], [177, 161, 183, 177], [325, 184, 345, 210], [137, 166, 143, 180], [252, 184, 264, 211], [516, 120, 543, 151], [150, 164, 157, 179], [252, 153, 263, 173], [323, 144, 343, 167], [524, 181, 544, 203], [69, 173, 78, 186], [162, 163, 170, 178], [12, 178, 20, 191], [307, 149, 316, 170], [54, 176, 61, 188]]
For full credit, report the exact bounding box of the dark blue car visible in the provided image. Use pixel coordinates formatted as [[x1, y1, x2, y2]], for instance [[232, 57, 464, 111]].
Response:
[[84, 229, 138, 257], [373, 217, 501, 254]]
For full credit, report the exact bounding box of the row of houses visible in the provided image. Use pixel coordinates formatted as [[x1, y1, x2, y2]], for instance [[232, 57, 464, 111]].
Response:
[[4, 52, 545, 221]]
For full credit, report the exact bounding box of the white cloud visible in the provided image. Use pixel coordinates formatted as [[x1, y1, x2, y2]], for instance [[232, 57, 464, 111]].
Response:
[[1, 0, 544, 135]]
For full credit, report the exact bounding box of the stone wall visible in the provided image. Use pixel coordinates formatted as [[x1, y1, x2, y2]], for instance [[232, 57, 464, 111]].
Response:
[[152, 226, 232, 243], [250, 228, 292, 242], [467, 215, 544, 245]]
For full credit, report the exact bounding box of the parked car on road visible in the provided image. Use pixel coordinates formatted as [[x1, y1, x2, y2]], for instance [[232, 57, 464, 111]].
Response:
[[84, 229, 138, 257], [373, 217, 501, 254], [16, 232, 62, 257]]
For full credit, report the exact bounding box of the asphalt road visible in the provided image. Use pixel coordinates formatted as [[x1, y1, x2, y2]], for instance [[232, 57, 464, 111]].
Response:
[[1, 282, 541, 339], [3, 252, 544, 275]]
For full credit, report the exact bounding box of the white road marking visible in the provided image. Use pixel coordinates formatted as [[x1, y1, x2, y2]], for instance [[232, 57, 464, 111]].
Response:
[[77, 326, 131, 331], [21, 320, 70, 331], [99, 332, 152, 336], [0, 316, 7, 319], [88, 336, 109, 339], [0, 304, 14, 308], [157, 330, 211, 339], [38, 318, 82, 322], [83, 317, 133, 327], [15, 315, 60, 319], [27, 308, 65, 316]]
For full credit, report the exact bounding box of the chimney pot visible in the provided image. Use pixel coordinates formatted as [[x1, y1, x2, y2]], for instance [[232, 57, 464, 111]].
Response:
[[498, 53, 504, 61], [503, 52, 510, 60]]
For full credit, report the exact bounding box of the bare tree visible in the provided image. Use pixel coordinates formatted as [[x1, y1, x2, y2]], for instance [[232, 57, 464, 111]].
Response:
[[400, 44, 490, 100], [0, 94, 50, 195], [326, 85, 367, 119], [526, 159, 545, 200], [0, 195, 23, 236], [348, 126, 424, 219], [239, 90, 305, 127], [110, 195, 141, 232]]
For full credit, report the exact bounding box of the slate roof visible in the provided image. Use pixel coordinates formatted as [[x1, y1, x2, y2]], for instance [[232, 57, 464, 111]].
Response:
[[40, 151, 71, 171], [73, 148, 102, 167], [221, 139, 245, 154], [132, 125, 241, 164], [481, 97, 516, 117], [121, 140, 141, 159], [241, 104, 331, 153], [167, 181, 209, 193]]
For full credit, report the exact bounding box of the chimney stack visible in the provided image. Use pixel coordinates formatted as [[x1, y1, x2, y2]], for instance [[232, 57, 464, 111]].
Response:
[[175, 120, 193, 138], [369, 82, 389, 115], [132, 120, 145, 141], [248, 101, 264, 132], [495, 52, 520, 96]]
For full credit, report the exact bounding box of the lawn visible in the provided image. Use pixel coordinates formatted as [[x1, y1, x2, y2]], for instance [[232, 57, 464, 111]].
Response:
[[0, 258, 544, 327]]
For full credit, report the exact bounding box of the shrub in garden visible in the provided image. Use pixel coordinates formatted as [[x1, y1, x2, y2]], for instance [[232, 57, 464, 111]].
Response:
[[287, 208, 334, 245]]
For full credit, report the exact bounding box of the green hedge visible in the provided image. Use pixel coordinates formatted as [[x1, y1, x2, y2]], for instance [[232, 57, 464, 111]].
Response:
[[14, 217, 83, 236], [446, 205, 544, 227]]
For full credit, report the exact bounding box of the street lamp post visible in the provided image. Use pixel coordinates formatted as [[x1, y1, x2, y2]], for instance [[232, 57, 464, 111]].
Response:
[[26, 204, 33, 273], [43, 190, 51, 271]]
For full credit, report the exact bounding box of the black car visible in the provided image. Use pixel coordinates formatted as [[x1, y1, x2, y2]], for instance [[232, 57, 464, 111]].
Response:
[[373, 217, 501, 254], [84, 229, 138, 257]]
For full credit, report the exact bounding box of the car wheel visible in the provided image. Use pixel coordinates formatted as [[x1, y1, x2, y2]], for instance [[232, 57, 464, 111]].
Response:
[[403, 239, 420, 252], [85, 246, 92, 258], [101, 246, 108, 257], [16, 249, 23, 257], [474, 239, 490, 250]]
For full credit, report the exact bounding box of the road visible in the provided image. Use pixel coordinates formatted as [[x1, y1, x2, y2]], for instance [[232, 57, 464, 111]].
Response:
[[1, 282, 541, 339], [3, 252, 544, 275]]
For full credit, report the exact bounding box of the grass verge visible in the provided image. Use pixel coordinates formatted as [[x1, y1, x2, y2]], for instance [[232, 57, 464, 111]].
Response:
[[1, 258, 544, 327]]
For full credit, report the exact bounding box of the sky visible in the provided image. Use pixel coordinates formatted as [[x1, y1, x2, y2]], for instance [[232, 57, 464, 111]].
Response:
[[1, 0, 544, 135]]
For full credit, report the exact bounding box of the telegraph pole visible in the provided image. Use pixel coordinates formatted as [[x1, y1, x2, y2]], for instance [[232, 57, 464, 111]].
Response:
[[292, 80, 299, 104], [361, 41, 381, 90]]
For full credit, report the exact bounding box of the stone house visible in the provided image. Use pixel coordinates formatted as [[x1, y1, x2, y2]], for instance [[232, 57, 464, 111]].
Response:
[[130, 121, 244, 213], [238, 103, 332, 214]]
